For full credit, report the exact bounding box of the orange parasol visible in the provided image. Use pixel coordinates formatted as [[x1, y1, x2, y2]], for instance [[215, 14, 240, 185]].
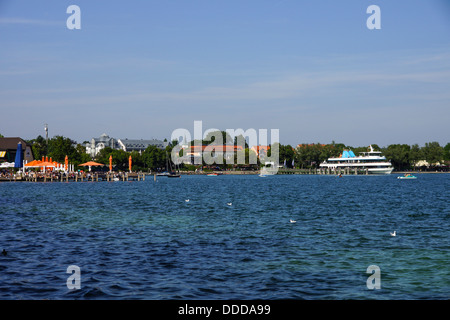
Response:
[[33, 161, 56, 172], [65, 155, 68, 171], [109, 155, 112, 172], [25, 160, 43, 167], [78, 161, 104, 172], [78, 161, 104, 166], [38, 161, 56, 167], [129, 155, 132, 173]]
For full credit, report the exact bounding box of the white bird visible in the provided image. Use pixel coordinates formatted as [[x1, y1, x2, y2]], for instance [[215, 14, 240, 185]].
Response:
[[227, 202, 232, 206], [390, 231, 396, 236], [185, 199, 190, 202], [290, 219, 296, 223]]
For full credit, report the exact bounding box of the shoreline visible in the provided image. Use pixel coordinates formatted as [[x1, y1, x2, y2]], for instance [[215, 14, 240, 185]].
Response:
[[1, 170, 448, 182]]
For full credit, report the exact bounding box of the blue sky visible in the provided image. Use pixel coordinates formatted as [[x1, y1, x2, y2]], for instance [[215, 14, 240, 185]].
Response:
[[0, 0, 449, 147]]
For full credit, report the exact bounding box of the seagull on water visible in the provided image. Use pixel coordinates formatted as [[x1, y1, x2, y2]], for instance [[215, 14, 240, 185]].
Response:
[[390, 231, 396, 236], [227, 202, 232, 206], [290, 219, 296, 223], [185, 199, 190, 202]]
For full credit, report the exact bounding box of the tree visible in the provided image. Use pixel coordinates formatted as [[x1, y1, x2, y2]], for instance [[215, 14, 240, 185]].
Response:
[[409, 144, 423, 170], [203, 130, 233, 145], [73, 144, 91, 165], [129, 151, 144, 171], [331, 142, 346, 157], [142, 145, 166, 171], [279, 144, 295, 168], [422, 142, 444, 166], [47, 136, 78, 163], [294, 144, 312, 168], [234, 134, 249, 149], [384, 144, 411, 170], [94, 147, 113, 165], [95, 147, 130, 171], [28, 135, 47, 160], [443, 143, 450, 162], [232, 147, 259, 168], [295, 143, 328, 168], [319, 144, 335, 164]]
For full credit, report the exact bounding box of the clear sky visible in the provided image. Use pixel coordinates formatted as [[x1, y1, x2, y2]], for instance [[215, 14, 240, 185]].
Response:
[[1, 0, 449, 147]]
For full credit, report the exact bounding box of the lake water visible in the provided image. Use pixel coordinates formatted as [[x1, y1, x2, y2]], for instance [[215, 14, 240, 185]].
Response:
[[0, 174, 448, 300]]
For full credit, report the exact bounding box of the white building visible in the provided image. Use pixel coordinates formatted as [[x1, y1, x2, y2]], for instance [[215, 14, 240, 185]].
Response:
[[85, 134, 168, 157], [85, 133, 119, 157]]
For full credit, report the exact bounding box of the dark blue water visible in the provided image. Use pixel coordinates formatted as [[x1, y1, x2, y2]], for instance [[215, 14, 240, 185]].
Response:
[[0, 174, 448, 299]]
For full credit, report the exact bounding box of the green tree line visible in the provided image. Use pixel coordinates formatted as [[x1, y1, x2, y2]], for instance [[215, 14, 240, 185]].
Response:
[[285, 141, 449, 171], [25, 135, 176, 172], [21, 134, 449, 172], [27, 135, 91, 165]]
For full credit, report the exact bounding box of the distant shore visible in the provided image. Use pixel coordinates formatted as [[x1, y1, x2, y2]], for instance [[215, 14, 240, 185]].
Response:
[[1, 169, 448, 182]]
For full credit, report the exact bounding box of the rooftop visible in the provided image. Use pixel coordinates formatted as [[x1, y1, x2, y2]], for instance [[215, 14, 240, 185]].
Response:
[[0, 137, 30, 149]]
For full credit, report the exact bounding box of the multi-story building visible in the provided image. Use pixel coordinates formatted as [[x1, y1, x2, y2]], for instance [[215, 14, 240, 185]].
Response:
[[85, 133, 168, 157], [85, 133, 119, 157]]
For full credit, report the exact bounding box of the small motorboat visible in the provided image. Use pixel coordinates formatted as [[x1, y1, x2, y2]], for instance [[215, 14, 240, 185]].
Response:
[[397, 174, 417, 179], [207, 173, 218, 176]]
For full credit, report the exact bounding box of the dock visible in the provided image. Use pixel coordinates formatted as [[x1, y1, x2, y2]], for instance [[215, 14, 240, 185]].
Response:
[[0, 172, 146, 183], [0, 168, 378, 182], [276, 168, 370, 175]]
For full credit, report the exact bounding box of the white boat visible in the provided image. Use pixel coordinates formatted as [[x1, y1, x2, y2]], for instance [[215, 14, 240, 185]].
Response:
[[319, 145, 394, 175], [258, 173, 268, 177]]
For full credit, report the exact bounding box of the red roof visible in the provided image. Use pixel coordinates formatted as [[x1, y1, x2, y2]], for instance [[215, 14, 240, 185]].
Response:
[[252, 145, 270, 151], [250, 145, 270, 155]]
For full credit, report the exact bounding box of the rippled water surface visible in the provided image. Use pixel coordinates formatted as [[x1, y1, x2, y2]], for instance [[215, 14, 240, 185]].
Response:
[[0, 174, 448, 299]]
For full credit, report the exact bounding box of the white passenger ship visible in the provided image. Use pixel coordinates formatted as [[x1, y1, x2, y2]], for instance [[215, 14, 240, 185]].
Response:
[[319, 145, 393, 175]]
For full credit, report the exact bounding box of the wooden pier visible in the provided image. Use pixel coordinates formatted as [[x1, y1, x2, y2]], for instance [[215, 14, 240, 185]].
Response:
[[0, 172, 146, 183], [1, 168, 374, 182]]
